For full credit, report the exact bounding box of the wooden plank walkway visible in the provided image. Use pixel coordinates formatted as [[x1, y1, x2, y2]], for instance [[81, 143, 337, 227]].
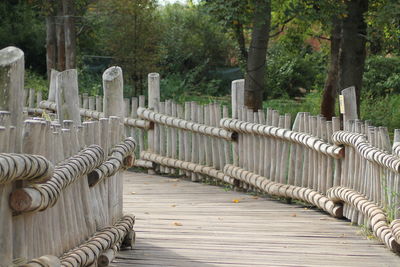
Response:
[[115, 172, 400, 267]]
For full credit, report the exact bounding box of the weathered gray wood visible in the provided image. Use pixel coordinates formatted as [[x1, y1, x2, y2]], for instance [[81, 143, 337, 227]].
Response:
[[231, 79, 244, 119], [56, 69, 81, 125], [0, 46, 24, 153], [28, 88, 35, 108], [341, 86, 358, 123], [117, 172, 400, 266], [103, 66, 124, 118], [103, 66, 124, 223], [48, 69, 60, 102], [148, 73, 160, 156]]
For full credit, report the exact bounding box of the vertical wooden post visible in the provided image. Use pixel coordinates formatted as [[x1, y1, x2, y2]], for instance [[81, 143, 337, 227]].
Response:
[[103, 66, 124, 221], [231, 79, 244, 166], [28, 88, 35, 108], [147, 73, 160, 174], [36, 90, 42, 107], [341, 86, 358, 129], [96, 95, 103, 112], [148, 73, 160, 152], [231, 79, 244, 119], [0, 46, 25, 264], [48, 69, 60, 102], [0, 46, 24, 152], [103, 67, 124, 118], [55, 69, 81, 125]]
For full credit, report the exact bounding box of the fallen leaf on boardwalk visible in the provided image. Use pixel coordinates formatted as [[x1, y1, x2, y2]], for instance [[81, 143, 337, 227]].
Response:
[[232, 199, 240, 203], [291, 213, 297, 217], [173, 222, 183, 226], [130, 192, 136, 195], [171, 204, 176, 207]]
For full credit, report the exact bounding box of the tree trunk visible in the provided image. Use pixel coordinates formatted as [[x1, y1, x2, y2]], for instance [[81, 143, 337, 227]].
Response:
[[244, 0, 271, 111], [233, 22, 248, 63], [320, 17, 341, 120], [56, 1, 66, 71], [63, 0, 77, 69], [46, 16, 56, 80], [338, 0, 368, 116]]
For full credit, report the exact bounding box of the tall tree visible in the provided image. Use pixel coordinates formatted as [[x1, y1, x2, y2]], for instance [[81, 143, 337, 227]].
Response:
[[63, 0, 77, 69], [244, 0, 271, 110], [205, 0, 272, 110], [338, 0, 368, 116], [320, 16, 341, 120]]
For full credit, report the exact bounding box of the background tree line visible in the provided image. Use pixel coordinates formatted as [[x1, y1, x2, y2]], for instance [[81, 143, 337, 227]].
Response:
[[0, 0, 399, 127]]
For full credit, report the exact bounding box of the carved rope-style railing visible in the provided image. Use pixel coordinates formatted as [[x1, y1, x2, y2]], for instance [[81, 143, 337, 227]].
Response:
[[0, 153, 53, 185], [39, 101, 151, 129], [223, 165, 343, 218], [24, 215, 135, 267], [137, 107, 236, 141], [332, 131, 400, 173], [10, 145, 105, 213], [88, 137, 136, 187], [220, 118, 343, 158], [140, 151, 236, 185], [327, 187, 400, 252]]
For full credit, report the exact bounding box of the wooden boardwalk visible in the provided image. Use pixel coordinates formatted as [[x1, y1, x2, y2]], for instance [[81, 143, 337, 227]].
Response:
[[115, 172, 400, 267]]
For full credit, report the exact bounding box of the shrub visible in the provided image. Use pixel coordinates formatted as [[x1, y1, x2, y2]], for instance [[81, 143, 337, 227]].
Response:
[[265, 44, 326, 99], [363, 56, 400, 96]]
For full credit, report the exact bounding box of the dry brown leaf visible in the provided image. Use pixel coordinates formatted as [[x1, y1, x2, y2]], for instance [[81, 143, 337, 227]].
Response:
[[173, 222, 183, 226]]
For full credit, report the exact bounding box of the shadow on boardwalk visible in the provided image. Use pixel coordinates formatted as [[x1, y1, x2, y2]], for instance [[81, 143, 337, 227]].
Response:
[[117, 172, 400, 267]]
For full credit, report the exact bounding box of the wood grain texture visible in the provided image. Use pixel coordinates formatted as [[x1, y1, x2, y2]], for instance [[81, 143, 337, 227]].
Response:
[[115, 172, 400, 267]]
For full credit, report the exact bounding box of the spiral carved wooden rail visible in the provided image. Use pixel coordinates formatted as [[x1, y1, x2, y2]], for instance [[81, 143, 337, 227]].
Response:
[[0, 153, 53, 185], [10, 145, 105, 213]]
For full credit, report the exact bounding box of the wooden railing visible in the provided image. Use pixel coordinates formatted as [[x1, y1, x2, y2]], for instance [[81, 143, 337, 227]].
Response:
[[3, 44, 400, 266], [0, 47, 136, 267], [41, 71, 400, 254]]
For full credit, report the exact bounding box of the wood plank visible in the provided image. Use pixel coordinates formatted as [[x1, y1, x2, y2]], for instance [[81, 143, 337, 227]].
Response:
[[116, 172, 400, 267]]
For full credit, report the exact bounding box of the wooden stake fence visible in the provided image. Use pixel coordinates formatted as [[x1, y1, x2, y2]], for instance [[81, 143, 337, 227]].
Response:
[[3, 45, 400, 267]]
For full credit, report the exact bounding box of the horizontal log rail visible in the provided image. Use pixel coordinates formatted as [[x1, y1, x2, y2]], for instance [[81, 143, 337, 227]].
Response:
[[0, 153, 53, 185], [327, 187, 400, 252], [24, 215, 135, 267], [39, 101, 151, 129], [134, 159, 155, 169], [220, 118, 344, 158], [10, 145, 105, 213], [88, 137, 137, 187], [332, 131, 400, 173], [223, 165, 343, 218], [24, 107, 47, 116], [140, 151, 237, 185], [137, 107, 237, 141]]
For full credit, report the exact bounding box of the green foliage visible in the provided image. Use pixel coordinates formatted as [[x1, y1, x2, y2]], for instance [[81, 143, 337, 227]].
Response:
[[158, 4, 234, 99], [361, 94, 400, 132], [263, 91, 322, 118], [0, 1, 45, 73], [25, 70, 48, 97], [265, 42, 327, 99], [159, 4, 233, 73], [84, 0, 161, 96], [363, 56, 400, 96]]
